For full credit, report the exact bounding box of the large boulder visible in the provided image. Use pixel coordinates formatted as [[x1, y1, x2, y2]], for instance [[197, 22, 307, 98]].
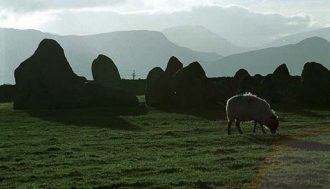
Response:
[[173, 62, 216, 107], [165, 56, 183, 76], [92, 54, 121, 87], [300, 62, 330, 105], [145, 67, 171, 107], [0, 84, 15, 103]]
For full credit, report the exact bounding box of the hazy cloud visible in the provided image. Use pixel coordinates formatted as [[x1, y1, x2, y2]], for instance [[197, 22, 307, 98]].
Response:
[[40, 5, 317, 46], [0, 0, 125, 12], [0, 0, 328, 46]]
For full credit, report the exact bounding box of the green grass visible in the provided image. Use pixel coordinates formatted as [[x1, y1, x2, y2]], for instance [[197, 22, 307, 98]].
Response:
[[0, 102, 329, 188]]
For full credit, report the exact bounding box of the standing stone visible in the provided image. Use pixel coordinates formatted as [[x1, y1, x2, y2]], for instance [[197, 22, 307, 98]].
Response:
[[273, 64, 290, 77], [300, 62, 330, 105], [239, 74, 263, 96], [173, 62, 216, 107], [0, 84, 15, 103], [92, 54, 121, 87], [234, 69, 250, 84], [234, 69, 251, 94], [14, 39, 138, 109], [14, 39, 87, 109], [145, 67, 171, 107], [165, 56, 183, 76]]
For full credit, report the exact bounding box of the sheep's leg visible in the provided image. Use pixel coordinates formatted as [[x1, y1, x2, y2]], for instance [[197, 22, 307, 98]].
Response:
[[260, 124, 266, 134], [253, 121, 257, 133], [227, 121, 232, 135], [236, 121, 243, 134]]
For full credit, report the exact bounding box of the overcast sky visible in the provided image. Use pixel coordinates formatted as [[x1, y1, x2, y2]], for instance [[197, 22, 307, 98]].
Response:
[[0, 0, 329, 46]]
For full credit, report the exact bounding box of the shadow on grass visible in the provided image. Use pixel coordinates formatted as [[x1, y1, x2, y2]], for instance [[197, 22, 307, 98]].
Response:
[[244, 134, 278, 146], [276, 106, 328, 118], [274, 135, 330, 152], [26, 104, 148, 130], [157, 105, 227, 121], [244, 133, 330, 152]]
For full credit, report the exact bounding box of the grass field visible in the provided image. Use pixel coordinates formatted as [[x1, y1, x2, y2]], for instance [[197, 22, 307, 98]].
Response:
[[0, 98, 330, 188]]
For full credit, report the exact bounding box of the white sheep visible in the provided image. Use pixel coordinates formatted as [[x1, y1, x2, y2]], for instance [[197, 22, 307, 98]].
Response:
[[226, 93, 279, 135]]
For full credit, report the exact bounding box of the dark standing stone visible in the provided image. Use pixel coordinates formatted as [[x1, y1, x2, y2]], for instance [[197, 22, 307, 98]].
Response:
[[273, 64, 290, 77], [0, 84, 15, 103], [239, 74, 263, 96], [92, 54, 121, 87], [209, 77, 236, 105], [14, 39, 138, 109], [145, 67, 171, 107], [234, 69, 251, 94], [14, 39, 87, 109], [91, 54, 138, 106], [300, 62, 330, 105], [165, 56, 183, 76], [234, 69, 250, 83], [261, 74, 279, 103], [173, 62, 216, 107]]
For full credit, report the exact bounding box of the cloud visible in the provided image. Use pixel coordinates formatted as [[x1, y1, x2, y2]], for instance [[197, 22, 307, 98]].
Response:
[[0, 1, 326, 46], [0, 0, 125, 13], [39, 5, 317, 47]]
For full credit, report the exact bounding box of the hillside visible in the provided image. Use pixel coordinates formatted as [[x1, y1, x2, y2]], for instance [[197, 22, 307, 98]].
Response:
[[266, 27, 330, 47], [0, 28, 221, 84], [205, 37, 330, 77], [163, 25, 247, 56]]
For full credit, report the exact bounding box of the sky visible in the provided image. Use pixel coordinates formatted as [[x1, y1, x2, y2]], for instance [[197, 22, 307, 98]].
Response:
[[0, 0, 329, 46]]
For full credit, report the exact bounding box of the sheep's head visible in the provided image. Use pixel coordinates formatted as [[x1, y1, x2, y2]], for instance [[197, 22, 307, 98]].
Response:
[[266, 115, 279, 134]]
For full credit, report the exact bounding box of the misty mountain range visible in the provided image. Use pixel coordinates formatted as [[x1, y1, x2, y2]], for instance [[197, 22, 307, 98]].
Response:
[[266, 27, 330, 47], [163, 25, 248, 56], [1, 26, 330, 84], [0, 28, 221, 84], [205, 37, 330, 77]]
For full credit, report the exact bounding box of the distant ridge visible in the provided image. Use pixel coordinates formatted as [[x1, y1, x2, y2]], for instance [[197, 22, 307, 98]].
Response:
[[0, 28, 222, 84], [205, 37, 330, 77], [266, 27, 330, 47], [163, 25, 248, 56]]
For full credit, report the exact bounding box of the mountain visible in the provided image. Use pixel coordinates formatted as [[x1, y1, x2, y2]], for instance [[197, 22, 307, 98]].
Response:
[[266, 27, 330, 47], [0, 28, 222, 84], [205, 37, 330, 77], [162, 25, 247, 56]]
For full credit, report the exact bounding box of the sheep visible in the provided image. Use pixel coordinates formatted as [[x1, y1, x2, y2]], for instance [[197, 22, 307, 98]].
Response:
[[226, 93, 279, 135]]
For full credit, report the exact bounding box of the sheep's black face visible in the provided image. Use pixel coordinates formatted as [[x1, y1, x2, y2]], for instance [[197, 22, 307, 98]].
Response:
[[267, 115, 279, 134]]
